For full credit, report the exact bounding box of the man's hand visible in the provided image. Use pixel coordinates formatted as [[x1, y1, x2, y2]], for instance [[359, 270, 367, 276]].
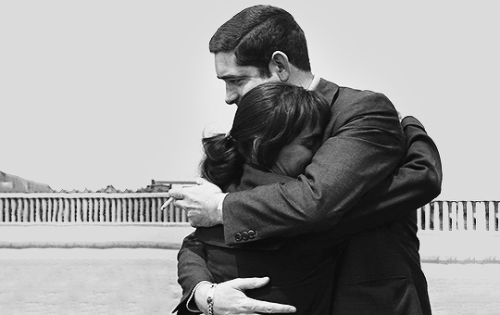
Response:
[[195, 277, 297, 315], [168, 178, 226, 227]]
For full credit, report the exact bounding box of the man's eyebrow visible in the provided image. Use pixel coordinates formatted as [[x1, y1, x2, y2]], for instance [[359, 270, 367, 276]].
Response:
[[217, 74, 245, 80]]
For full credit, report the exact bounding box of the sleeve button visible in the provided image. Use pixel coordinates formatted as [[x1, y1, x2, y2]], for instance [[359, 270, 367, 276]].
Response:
[[234, 233, 242, 242], [242, 232, 249, 240]]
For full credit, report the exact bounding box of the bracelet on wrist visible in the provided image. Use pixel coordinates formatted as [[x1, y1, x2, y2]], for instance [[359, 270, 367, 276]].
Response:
[[206, 283, 217, 315]]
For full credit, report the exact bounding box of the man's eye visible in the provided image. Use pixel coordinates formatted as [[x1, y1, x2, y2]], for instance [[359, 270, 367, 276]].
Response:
[[229, 79, 243, 85]]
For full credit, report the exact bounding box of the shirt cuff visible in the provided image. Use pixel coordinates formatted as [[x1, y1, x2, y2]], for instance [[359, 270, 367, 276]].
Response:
[[186, 281, 211, 313], [218, 193, 228, 213]]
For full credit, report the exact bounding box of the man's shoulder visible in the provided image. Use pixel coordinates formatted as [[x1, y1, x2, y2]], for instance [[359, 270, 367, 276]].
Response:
[[329, 85, 396, 121], [319, 78, 392, 107], [337, 85, 391, 106], [318, 78, 398, 122], [320, 81, 400, 132]]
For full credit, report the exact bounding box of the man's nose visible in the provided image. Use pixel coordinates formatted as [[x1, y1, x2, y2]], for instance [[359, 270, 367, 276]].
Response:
[[225, 88, 238, 105]]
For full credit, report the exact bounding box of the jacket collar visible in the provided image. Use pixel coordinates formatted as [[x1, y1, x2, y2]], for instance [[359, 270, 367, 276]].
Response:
[[316, 78, 339, 106]]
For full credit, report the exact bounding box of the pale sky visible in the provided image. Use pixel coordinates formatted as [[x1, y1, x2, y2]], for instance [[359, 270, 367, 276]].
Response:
[[1, 1, 498, 200]]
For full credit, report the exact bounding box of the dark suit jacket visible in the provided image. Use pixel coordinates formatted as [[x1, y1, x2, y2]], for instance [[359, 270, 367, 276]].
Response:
[[176, 165, 342, 315], [222, 79, 408, 244], [330, 214, 432, 315], [175, 80, 442, 314], [175, 117, 440, 315]]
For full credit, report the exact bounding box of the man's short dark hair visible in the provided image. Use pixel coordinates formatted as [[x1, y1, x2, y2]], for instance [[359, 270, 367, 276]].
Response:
[[209, 5, 311, 77]]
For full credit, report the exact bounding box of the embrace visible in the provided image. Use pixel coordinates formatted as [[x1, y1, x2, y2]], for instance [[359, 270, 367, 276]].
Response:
[[170, 5, 442, 315]]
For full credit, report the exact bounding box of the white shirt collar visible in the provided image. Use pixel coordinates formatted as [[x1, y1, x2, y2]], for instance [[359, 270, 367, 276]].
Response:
[[307, 74, 321, 91]]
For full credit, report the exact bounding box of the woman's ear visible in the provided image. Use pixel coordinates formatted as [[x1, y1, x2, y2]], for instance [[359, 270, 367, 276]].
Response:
[[269, 51, 291, 82]]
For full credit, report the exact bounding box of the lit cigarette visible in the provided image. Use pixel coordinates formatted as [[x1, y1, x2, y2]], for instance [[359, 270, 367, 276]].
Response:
[[160, 197, 174, 210]]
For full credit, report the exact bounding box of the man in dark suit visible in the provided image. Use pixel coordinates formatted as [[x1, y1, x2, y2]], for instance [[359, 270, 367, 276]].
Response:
[[170, 5, 442, 315]]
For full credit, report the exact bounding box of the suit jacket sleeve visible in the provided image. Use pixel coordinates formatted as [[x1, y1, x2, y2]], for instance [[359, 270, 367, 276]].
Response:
[[174, 232, 213, 314], [222, 90, 406, 245], [326, 116, 442, 241]]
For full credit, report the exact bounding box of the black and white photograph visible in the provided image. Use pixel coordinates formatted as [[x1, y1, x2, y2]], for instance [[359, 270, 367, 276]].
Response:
[[1, 1, 499, 314]]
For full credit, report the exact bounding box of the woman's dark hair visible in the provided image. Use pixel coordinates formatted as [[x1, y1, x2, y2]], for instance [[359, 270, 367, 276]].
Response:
[[200, 82, 330, 190], [209, 5, 310, 77]]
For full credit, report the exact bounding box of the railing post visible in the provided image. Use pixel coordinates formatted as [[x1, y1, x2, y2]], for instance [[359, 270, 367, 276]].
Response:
[[82, 198, 88, 222], [144, 198, 150, 222], [69, 198, 75, 222], [133, 198, 142, 222], [493, 201, 499, 232], [442, 201, 450, 231], [457, 201, 465, 230], [104, 199, 109, 222], [449, 201, 457, 231], [54, 198, 58, 222], [28, 198, 34, 222], [0, 198, 3, 222], [89, 198, 94, 222], [48, 198, 54, 222], [475, 201, 487, 232], [21, 199, 27, 222], [137, 198, 143, 222], [11, 198, 17, 222], [432, 202, 440, 231], [487, 201, 497, 232], [115, 198, 123, 222], [127, 198, 132, 222], [74, 198, 80, 223], [17, 198, 24, 222], [151, 198, 157, 222], [94, 198, 99, 222], [14, 198, 19, 222], [6, 199, 11, 222], [423, 203, 431, 230], [466, 201, 474, 231], [41, 199, 46, 222], [34, 198, 40, 222], [87, 198, 93, 222], [7, 199, 12, 223], [56, 198, 63, 222], [97, 198, 103, 222], [62, 199, 69, 223]]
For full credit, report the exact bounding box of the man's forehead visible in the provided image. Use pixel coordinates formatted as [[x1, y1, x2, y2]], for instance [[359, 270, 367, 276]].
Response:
[[214, 52, 237, 66], [214, 52, 260, 78]]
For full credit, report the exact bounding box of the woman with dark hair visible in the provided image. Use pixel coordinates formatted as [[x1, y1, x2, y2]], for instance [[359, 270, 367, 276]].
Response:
[[200, 81, 328, 189], [175, 82, 337, 315]]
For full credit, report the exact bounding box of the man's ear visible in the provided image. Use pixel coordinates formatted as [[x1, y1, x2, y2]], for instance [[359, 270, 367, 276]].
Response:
[[269, 51, 291, 82]]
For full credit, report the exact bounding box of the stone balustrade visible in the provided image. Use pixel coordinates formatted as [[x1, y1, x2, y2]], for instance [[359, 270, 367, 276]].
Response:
[[0, 195, 498, 233], [418, 200, 499, 232], [0, 193, 185, 224]]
